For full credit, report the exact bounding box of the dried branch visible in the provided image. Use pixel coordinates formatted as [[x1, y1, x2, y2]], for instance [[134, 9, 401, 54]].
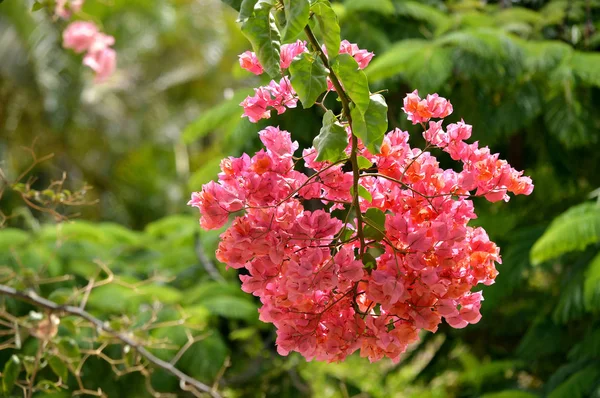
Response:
[[0, 285, 222, 398]]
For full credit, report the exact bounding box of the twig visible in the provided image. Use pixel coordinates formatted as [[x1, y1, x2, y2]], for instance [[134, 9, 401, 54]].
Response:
[[194, 233, 225, 283], [0, 285, 221, 398]]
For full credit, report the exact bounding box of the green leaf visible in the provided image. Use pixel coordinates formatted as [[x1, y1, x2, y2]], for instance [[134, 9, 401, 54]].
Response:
[[48, 288, 73, 305], [289, 52, 329, 108], [351, 185, 372, 202], [313, 110, 348, 162], [283, 0, 310, 40], [332, 54, 370, 115], [584, 253, 600, 311], [238, 0, 259, 21], [363, 208, 385, 241], [357, 156, 372, 169], [241, 1, 281, 78], [0, 228, 29, 251], [531, 203, 600, 265], [182, 89, 253, 143], [31, 1, 44, 12], [48, 355, 69, 381], [2, 355, 21, 395], [221, 0, 244, 12], [311, 0, 341, 59], [57, 338, 81, 360], [362, 252, 377, 269], [350, 94, 388, 154]]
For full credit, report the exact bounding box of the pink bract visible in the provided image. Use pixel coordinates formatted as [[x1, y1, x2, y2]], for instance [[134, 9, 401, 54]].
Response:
[[189, 91, 534, 363]]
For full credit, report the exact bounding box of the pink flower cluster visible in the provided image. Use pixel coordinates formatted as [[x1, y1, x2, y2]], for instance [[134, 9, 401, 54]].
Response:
[[239, 40, 308, 75], [189, 92, 534, 363], [62, 21, 116, 82], [240, 77, 298, 123], [337, 39, 375, 69], [239, 40, 374, 122]]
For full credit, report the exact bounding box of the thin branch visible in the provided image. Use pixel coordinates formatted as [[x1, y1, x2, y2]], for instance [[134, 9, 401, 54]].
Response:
[[304, 25, 366, 257], [0, 285, 221, 398]]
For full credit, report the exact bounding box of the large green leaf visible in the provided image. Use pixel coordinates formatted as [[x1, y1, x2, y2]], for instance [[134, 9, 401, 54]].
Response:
[[241, 1, 281, 78], [311, 0, 341, 59], [531, 203, 600, 265], [289, 52, 329, 108], [220, 0, 244, 12], [282, 0, 310, 41], [313, 110, 348, 162], [2, 355, 21, 395], [332, 53, 370, 115], [350, 93, 388, 154]]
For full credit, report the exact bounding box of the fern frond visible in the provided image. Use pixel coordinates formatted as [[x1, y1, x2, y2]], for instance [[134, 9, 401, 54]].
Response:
[[548, 365, 600, 398], [182, 89, 252, 143], [568, 327, 600, 362], [393, 1, 449, 28], [531, 203, 600, 264], [584, 252, 600, 311], [364, 39, 429, 82], [571, 52, 600, 88], [514, 39, 572, 73], [494, 7, 545, 28]]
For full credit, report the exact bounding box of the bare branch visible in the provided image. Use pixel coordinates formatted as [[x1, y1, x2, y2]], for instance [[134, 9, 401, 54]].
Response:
[[0, 285, 221, 398]]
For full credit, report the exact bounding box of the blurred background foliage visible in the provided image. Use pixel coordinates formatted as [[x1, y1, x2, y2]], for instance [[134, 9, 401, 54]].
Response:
[[1, 0, 600, 396]]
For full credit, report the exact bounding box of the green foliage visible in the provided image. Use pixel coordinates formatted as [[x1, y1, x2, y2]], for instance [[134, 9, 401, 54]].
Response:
[[313, 110, 348, 162], [282, 0, 310, 41], [311, 0, 341, 59], [531, 203, 600, 265], [332, 53, 370, 115], [289, 52, 329, 108], [351, 94, 388, 154], [2, 0, 600, 396], [241, 0, 282, 77]]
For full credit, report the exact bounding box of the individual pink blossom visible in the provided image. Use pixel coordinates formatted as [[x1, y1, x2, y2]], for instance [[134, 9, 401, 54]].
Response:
[[62, 21, 98, 53], [280, 40, 308, 69], [239, 51, 264, 75], [339, 40, 374, 69], [83, 47, 116, 82]]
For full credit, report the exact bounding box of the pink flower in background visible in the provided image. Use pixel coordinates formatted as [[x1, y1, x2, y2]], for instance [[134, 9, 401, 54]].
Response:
[[63, 22, 117, 82], [62, 21, 98, 53], [83, 47, 117, 82]]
